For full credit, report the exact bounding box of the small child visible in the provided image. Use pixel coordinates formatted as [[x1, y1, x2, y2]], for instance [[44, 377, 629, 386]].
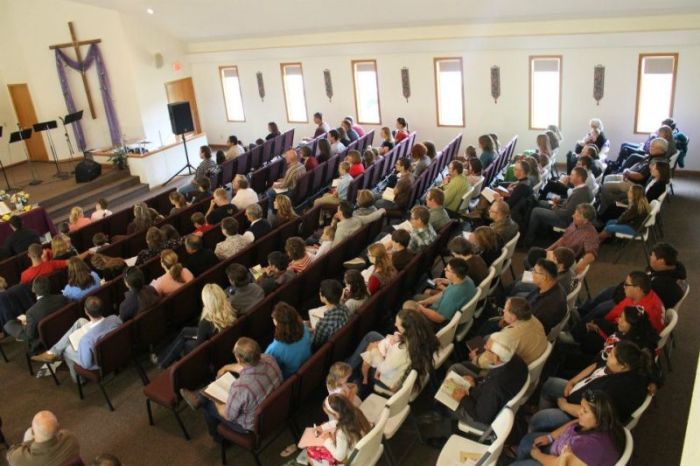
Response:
[[465, 145, 477, 159], [312, 226, 335, 260], [326, 362, 361, 409], [91, 198, 112, 221], [191, 212, 212, 236], [360, 332, 401, 385], [89, 232, 109, 253]]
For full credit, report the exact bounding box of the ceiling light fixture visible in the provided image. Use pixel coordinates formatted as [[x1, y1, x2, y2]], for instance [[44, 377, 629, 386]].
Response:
[[146, 8, 155, 15]]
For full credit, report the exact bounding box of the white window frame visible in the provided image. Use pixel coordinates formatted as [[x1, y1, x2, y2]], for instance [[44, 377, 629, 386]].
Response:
[[280, 62, 309, 123], [219, 65, 246, 122], [351, 59, 382, 125], [529, 55, 562, 130], [634, 53, 678, 134], [433, 57, 465, 127]]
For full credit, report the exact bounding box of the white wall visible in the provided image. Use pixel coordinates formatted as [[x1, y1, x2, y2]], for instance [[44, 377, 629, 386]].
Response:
[[0, 0, 189, 167], [189, 28, 700, 170]]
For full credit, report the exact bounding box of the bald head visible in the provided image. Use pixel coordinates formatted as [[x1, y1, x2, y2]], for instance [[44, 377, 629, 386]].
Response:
[[32, 410, 60, 442], [284, 149, 298, 164]]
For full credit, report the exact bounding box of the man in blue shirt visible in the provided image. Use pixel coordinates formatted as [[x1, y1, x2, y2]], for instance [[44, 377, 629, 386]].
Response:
[[403, 258, 476, 327], [32, 296, 122, 383]]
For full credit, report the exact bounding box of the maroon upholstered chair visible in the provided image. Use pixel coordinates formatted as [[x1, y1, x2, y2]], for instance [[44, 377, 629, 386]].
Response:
[[218, 375, 297, 465], [36, 304, 80, 385], [328, 316, 359, 365]]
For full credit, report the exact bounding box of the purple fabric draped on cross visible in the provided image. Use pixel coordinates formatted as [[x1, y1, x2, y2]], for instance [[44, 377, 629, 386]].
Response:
[[54, 44, 121, 150]]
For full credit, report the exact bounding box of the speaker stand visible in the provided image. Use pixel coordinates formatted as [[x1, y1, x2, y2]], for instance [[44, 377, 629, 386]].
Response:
[[163, 133, 195, 187]]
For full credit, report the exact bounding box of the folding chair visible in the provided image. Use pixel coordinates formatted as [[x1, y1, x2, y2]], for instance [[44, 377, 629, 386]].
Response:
[[657, 308, 679, 372], [434, 311, 462, 369], [347, 409, 389, 466], [613, 200, 660, 263], [501, 232, 521, 280]]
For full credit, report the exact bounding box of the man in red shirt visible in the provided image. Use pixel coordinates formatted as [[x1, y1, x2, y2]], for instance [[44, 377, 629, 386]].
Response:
[[596, 271, 665, 334], [20, 244, 68, 284]]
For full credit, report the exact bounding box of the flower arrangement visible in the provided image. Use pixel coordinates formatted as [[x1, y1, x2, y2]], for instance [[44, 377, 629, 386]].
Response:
[[0, 190, 9, 202], [11, 191, 30, 206], [108, 147, 129, 169]]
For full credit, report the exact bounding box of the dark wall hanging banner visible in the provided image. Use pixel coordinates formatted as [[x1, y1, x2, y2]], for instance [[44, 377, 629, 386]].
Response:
[[491, 66, 501, 103], [593, 65, 605, 105], [324, 69, 333, 102], [256, 71, 265, 101], [401, 67, 411, 102]]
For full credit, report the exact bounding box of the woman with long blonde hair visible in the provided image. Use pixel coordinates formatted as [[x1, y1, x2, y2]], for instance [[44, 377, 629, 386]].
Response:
[[600, 184, 651, 241], [269, 194, 298, 227], [366, 242, 396, 295], [68, 206, 91, 232], [379, 126, 395, 155], [156, 283, 235, 368], [127, 202, 154, 234], [150, 249, 194, 296], [50, 234, 77, 260]]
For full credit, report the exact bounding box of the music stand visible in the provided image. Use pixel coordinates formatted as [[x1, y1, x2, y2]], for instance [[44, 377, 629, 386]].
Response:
[[59, 110, 83, 158], [34, 120, 70, 179], [9, 128, 41, 185], [162, 132, 196, 187], [0, 126, 16, 192]]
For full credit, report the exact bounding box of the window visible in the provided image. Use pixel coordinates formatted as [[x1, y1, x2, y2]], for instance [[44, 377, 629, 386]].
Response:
[[434, 58, 465, 127], [280, 63, 308, 123], [352, 60, 381, 125], [529, 56, 562, 130], [219, 66, 245, 122], [635, 53, 678, 134]]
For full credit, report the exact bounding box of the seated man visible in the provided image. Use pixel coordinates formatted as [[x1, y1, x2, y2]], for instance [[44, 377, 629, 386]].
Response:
[[389, 229, 415, 272], [524, 167, 593, 246], [205, 188, 237, 225], [447, 236, 489, 285], [488, 200, 519, 245], [180, 337, 282, 438], [599, 137, 668, 211], [256, 251, 296, 295], [473, 297, 548, 367], [225, 263, 264, 315], [266, 149, 306, 199], [215, 217, 252, 260], [328, 129, 346, 156], [426, 188, 451, 231], [225, 135, 244, 159], [31, 297, 121, 382], [242, 203, 272, 242], [1, 215, 40, 259], [526, 259, 567, 335], [20, 243, 69, 284], [407, 206, 437, 253], [403, 258, 476, 328], [3, 276, 69, 354], [179, 145, 217, 198], [470, 160, 533, 226], [6, 410, 80, 465], [540, 155, 597, 200], [182, 234, 219, 276], [331, 201, 385, 247], [441, 161, 470, 213], [310, 279, 350, 349], [230, 175, 258, 211]]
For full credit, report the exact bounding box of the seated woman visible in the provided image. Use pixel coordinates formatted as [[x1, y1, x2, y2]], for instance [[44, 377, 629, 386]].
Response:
[[378, 126, 395, 155], [160, 224, 182, 249], [168, 191, 188, 216], [90, 198, 112, 221], [90, 253, 127, 281], [265, 302, 312, 379], [477, 134, 497, 169], [354, 190, 378, 217], [157, 283, 235, 368], [150, 249, 194, 296], [599, 184, 650, 242], [266, 121, 281, 140], [532, 340, 652, 433], [424, 140, 438, 160], [347, 308, 439, 397], [126, 202, 155, 235], [512, 390, 625, 466], [268, 194, 298, 228], [286, 236, 312, 273], [62, 257, 101, 301], [568, 118, 608, 173], [341, 269, 369, 314], [136, 227, 168, 265], [365, 243, 397, 295], [465, 157, 483, 186], [535, 132, 553, 159], [394, 117, 409, 143], [598, 160, 668, 223], [304, 395, 371, 466], [346, 150, 364, 178], [50, 234, 78, 260], [471, 226, 502, 266], [118, 266, 160, 322], [67, 207, 91, 232], [363, 149, 376, 168]]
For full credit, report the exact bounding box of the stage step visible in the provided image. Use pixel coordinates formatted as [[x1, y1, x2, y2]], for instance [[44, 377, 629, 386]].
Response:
[[46, 171, 151, 225]]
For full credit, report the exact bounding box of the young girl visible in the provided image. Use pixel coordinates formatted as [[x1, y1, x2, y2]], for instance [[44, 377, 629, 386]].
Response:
[[341, 269, 369, 314], [312, 226, 335, 260], [365, 243, 397, 295], [599, 184, 650, 241], [394, 117, 409, 143], [90, 199, 112, 221]]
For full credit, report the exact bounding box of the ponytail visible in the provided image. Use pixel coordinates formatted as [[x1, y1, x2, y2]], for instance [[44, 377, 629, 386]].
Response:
[[169, 263, 184, 282]]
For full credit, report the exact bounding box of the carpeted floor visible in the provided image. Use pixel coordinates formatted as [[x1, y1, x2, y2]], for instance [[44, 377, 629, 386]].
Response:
[[0, 177, 697, 466]]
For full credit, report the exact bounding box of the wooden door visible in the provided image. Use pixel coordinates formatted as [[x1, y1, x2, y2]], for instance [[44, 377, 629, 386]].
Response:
[[7, 83, 49, 161], [164, 77, 201, 135]]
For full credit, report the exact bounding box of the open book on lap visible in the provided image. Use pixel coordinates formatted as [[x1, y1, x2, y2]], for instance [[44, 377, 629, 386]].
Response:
[[434, 370, 475, 411], [203, 372, 237, 404], [69, 324, 92, 351]]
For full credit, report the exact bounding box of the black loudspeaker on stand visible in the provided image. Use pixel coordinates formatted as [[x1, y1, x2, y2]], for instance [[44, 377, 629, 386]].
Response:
[[163, 101, 196, 187]]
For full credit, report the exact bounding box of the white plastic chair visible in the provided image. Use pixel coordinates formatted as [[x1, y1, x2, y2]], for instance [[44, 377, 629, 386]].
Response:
[[657, 308, 679, 372], [347, 409, 389, 466], [456, 288, 482, 342], [522, 342, 553, 402], [614, 200, 660, 263], [474, 268, 496, 318], [437, 408, 515, 466], [488, 248, 509, 295], [458, 375, 529, 437], [626, 392, 653, 430], [501, 232, 521, 280], [547, 308, 571, 342], [576, 263, 592, 299], [614, 428, 634, 466], [434, 311, 462, 369], [566, 280, 583, 312]]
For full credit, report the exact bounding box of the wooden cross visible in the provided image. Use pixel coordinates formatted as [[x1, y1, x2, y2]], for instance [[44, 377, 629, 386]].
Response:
[[49, 22, 101, 119]]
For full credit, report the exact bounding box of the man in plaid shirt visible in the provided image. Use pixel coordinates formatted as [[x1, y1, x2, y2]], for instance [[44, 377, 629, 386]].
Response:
[[407, 206, 437, 253], [265, 149, 306, 201], [311, 280, 350, 349], [180, 337, 282, 438]]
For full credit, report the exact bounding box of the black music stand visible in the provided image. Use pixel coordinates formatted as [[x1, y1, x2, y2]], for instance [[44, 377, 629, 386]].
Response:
[[0, 126, 16, 192], [34, 120, 70, 179], [9, 128, 41, 185], [59, 110, 83, 158]]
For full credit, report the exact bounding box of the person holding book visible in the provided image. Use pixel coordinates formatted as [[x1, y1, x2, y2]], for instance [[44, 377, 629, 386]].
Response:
[[512, 390, 625, 466], [314, 161, 353, 206], [265, 302, 311, 378], [32, 296, 121, 383], [180, 337, 282, 438], [256, 251, 296, 295]]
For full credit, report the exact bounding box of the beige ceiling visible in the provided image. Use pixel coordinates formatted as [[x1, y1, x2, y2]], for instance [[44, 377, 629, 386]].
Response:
[[71, 0, 700, 43]]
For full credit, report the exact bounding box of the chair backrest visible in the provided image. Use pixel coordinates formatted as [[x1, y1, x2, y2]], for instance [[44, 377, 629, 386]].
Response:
[[385, 370, 418, 419], [348, 409, 389, 466], [436, 311, 461, 349], [255, 374, 297, 440], [295, 343, 331, 406], [491, 248, 509, 278], [483, 407, 515, 462], [95, 321, 134, 375], [458, 288, 481, 327], [527, 342, 553, 392], [614, 428, 634, 466], [576, 263, 591, 281], [547, 308, 571, 342], [566, 280, 583, 311], [675, 282, 690, 313], [657, 308, 678, 350], [478, 267, 496, 300], [505, 373, 530, 411], [503, 232, 520, 260], [626, 393, 653, 430]]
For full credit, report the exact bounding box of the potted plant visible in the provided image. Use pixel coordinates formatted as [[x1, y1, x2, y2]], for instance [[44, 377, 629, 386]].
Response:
[[108, 147, 129, 169]]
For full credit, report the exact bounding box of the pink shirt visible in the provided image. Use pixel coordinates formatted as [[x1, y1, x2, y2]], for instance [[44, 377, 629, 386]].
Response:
[[68, 217, 92, 232], [151, 268, 194, 296]]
